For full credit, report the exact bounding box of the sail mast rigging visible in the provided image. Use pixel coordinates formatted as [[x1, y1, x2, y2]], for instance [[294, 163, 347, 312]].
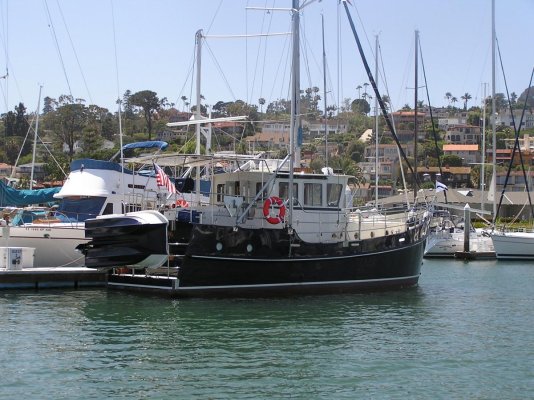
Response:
[[341, 1, 419, 191]]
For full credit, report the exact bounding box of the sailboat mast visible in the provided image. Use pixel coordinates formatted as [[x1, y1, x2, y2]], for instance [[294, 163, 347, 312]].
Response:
[[322, 14, 328, 169], [374, 35, 379, 205], [30, 85, 43, 190], [481, 82, 487, 213], [195, 29, 203, 155], [414, 30, 419, 202], [491, 0, 497, 220], [288, 0, 300, 227]]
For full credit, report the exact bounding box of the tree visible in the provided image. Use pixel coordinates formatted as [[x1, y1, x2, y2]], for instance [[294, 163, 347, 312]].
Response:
[[441, 154, 463, 167], [3, 110, 15, 136], [181, 95, 188, 112], [45, 95, 88, 162], [1, 103, 31, 163], [351, 98, 370, 115], [461, 92, 472, 110], [42, 96, 55, 114], [14, 102, 30, 137], [266, 99, 291, 115], [510, 92, 517, 106], [445, 92, 452, 106], [129, 90, 164, 140], [258, 97, 266, 113], [363, 82, 369, 98], [122, 90, 135, 119]]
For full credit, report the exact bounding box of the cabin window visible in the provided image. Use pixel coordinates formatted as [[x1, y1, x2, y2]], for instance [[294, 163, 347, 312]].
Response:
[[225, 181, 240, 196], [103, 203, 114, 215], [255, 182, 268, 201], [216, 184, 225, 202], [278, 182, 298, 203], [304, 183, 322, 206], [327, 184, 342, 207]]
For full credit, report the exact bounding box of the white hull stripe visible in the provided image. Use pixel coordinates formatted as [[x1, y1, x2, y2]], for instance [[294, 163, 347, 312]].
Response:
[[176, 274, 420, 291], [108, 274, 419, 291]]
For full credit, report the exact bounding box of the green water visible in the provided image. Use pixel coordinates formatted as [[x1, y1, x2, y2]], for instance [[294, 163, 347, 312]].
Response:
[[1, 259, 533, 399]]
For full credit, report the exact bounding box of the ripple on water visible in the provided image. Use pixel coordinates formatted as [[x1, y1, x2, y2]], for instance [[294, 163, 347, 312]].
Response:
[[1, 260, 533, 399]]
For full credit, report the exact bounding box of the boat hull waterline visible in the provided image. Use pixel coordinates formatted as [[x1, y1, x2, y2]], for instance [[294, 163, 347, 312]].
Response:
[[173, 224, 426, 296]]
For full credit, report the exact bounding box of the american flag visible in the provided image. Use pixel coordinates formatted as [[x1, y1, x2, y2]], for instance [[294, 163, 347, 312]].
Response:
[[154, 163, 176, 194]]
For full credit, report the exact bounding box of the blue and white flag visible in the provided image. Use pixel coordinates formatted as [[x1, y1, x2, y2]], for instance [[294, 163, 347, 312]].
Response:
[[436, 181, 448, 193]]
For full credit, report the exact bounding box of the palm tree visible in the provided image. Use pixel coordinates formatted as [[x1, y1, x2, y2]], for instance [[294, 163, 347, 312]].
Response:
[[181, 96, 188, 112], [356, 85, 362, 99], [461, 92, 472, 110], [510, 92, 518, 105], [445, 92, 452, 105], [451, 97, 458, 108], [363, 83, 370, 98], [258, 97, 266, 113]]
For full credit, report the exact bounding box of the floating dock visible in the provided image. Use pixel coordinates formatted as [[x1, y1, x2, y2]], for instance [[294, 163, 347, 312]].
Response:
[[0, 267, 107, 290], [106, 270, 179, 296], [454, 251, 496, 260]]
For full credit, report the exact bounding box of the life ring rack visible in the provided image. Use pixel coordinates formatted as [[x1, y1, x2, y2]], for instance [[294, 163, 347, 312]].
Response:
[[263, 196, 286, 225]]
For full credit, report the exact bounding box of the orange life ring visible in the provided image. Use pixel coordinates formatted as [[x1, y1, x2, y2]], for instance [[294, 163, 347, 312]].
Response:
[[263, 196, 286, 224], [174, 199, 189, 208]]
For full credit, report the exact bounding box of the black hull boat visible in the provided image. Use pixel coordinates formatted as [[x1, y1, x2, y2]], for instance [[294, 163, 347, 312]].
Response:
[[173, 213, 427, 296], [100, 2, 434, 298], [78, 210, 169, 270]]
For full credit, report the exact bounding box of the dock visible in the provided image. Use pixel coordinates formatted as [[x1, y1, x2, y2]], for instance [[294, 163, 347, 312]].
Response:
[[106, 271, 179, 296], [454, 251, 496, 260], [0, 267, 107, 290]]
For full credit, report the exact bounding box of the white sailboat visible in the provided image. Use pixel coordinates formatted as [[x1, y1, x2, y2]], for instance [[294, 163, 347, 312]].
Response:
[[488, 0, 534, 260]]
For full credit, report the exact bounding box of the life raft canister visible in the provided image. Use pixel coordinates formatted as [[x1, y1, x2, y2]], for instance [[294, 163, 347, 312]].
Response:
[[263, 196, 286, 224]]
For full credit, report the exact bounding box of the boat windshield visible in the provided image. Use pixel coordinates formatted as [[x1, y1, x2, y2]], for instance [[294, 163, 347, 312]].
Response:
[[55, 197, 107, 222]]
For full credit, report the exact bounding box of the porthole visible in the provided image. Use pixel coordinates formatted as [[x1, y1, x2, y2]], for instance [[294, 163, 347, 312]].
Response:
[[216, 242, 223, 251], [246, 244, 253, 253]]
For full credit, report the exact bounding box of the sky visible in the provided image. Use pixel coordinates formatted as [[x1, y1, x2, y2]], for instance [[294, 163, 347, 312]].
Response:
[[1, 0, 533, 116]]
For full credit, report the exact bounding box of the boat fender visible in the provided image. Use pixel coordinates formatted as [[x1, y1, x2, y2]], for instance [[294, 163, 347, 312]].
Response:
[[263, 196, 286, 224]]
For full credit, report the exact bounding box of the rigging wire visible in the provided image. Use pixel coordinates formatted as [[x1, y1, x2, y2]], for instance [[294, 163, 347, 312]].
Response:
[[203, 39, 238, 101], [257, 0, 276, 106], [494, 38, 534, 224], [110, 0, 125, 201], [55, 0, 93, 104], [248, 0, 274, 105], [341, 1, 419, 192], [43, 0, 73, 98], [419, 39, 448, 204], [0, 0, 8, 112], [174, 46, 196, 111]]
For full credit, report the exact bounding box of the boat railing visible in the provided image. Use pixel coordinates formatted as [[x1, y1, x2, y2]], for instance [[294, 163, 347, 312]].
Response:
[[123, 192, 159, 213], [204, 196, 428, 242], [23, 210, 90, 228], [495, 225, 534, 234]]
